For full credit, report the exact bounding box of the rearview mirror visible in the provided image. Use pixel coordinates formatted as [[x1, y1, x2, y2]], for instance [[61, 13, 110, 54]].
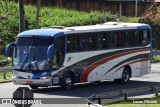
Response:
[[47, 44, 54, 60], [5, 42, 16, 57]]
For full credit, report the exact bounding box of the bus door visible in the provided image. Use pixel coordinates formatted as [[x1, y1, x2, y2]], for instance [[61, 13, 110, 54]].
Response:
[[52, 36, 65, 69]]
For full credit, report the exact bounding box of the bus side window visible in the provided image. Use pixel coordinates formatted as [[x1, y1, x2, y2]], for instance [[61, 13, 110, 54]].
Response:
[[81, 34, 94, 51], [134, 30, 140, 46], [124, 31, 130, 46], [129, 31, 134, 46], [105, 32, 109, 48], [67, 35, 79, 52], [142, 30, 150, 46], [108, 32, 114, 48], [95, 32, 106, 49], [119, 32, 124, 47], [113, 32, 119, 47], [108, 32, 119, 48], [52, 36, 65, 68]]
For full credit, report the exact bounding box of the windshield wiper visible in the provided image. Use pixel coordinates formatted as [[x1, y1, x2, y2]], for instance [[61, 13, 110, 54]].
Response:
[[19, 51, 29, 70], [28, 37, 39, 71], [28, 36, 35, 70]]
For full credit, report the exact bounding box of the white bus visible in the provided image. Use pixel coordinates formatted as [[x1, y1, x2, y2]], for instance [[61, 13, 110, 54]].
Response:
[[5, 22, 152, 90]]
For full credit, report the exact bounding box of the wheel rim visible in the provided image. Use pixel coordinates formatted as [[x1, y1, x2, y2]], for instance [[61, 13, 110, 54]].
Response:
[[66, 77, 72, 86], [123, 70, 129, 82]]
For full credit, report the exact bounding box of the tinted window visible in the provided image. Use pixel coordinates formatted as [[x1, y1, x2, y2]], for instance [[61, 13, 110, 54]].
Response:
[[108, 32, 119, 48], [52, 36, 65, 68], [134, 30, 141, 46], [142, 30, 150, 45], [81, 34, 94, 50], [95, 33, 106, 49], [119, 32, 124, 47], [128, 31, 134, 46], [16, 37, 53, 46], [67, 35, 79, 52], [124, 31, 130, 46], [65, 29, 150, 52]]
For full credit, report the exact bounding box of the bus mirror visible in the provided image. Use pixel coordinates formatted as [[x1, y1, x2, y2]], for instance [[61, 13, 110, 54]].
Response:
[[47, 44, 54, 60], [5, 42, 15, 57]]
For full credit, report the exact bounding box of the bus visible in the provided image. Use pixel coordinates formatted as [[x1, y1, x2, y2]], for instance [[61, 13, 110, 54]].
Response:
[[5, 22, 152, 90]]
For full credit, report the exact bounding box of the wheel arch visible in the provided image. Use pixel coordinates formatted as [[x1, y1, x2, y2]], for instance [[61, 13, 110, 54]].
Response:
[[66, 70, 76, 82]]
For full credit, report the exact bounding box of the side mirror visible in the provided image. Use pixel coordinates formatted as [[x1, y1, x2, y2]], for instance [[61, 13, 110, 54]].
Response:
[[47, 44, 54, 60], [5, 42, 16, 57]]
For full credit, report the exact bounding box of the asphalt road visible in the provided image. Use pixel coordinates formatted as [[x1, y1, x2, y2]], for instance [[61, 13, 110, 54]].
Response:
[[0, 63, 160, 107]]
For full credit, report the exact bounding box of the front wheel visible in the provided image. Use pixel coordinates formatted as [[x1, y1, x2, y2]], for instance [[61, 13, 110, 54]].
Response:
[[61, 74, 74, 90]]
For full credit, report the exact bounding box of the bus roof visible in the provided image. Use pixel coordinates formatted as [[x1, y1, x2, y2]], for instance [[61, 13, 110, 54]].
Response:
[[18, 22, 151, 38]]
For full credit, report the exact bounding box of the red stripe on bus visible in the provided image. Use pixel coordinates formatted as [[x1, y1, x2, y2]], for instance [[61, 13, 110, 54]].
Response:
[[114, 58, 150, 73], [80, 48, 150, 82]]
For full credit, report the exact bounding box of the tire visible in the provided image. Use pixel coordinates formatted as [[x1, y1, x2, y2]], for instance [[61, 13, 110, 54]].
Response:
[[61, 73, 74, 90], [114, 67, 130, 84], [121, 67, 130, 84], [30, 85, 38, 89]]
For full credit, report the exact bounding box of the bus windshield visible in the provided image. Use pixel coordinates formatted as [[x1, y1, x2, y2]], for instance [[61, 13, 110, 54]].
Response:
[[13, 37, 53, 71]]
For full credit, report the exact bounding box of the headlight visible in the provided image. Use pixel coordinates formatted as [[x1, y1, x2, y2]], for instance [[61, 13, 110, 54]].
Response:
[[40, 76, 50, 79], [12, 74, 17, 78], [12, 70, 18, 78]]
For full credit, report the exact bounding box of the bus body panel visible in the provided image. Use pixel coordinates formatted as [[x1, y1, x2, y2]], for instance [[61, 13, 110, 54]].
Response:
[[55, 47, 150, 83]]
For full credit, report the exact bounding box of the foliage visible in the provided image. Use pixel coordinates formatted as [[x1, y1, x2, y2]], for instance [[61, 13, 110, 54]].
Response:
[[125, 17, 140, 23], [0, 72, 12, 83], [0, 1, 118, 48], [0, 1, 18, 48], [0, 55, 7, 60], [119, 16, 140, 23], [152, 55, 160, 63]]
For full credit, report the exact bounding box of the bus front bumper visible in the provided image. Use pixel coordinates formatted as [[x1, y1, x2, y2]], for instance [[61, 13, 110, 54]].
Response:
[[12, 77, 52, 86]]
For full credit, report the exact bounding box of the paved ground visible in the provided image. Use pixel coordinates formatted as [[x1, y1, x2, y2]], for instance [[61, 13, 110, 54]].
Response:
[[0, 63, 160, 107]]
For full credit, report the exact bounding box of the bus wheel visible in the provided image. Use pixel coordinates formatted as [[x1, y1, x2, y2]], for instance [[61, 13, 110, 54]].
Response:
[[121, 67, 130, 83], [114, 67, 130, 84], [30, 85, 38, 89], [62, 73, 74, 90]]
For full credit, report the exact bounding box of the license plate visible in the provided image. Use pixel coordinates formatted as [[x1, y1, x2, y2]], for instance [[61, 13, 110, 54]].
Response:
[[53, 77, 59, 84], [26, 81, 33, 84]]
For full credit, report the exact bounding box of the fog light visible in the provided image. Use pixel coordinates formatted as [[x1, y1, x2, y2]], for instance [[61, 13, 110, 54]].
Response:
[[40, 76, 50, 79]]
